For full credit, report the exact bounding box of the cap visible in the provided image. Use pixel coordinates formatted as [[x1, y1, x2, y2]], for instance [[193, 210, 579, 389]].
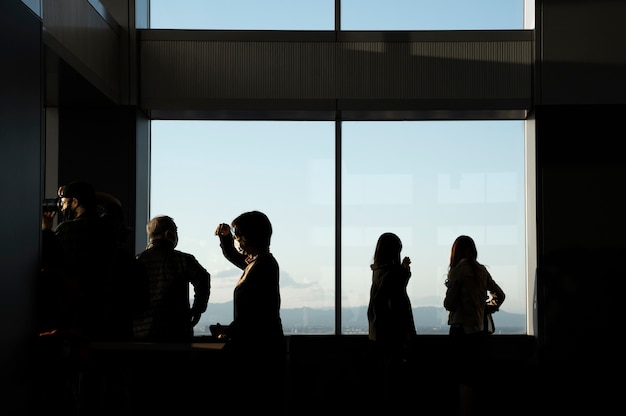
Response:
[[60, 181, 97, 209]]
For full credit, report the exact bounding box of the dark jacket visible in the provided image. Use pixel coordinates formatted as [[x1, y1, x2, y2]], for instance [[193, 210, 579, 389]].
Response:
[[218, 234, 284, 354], [42, 212, 139, 341], [134, 239, 210, 342], [367, 263, 416, 349]]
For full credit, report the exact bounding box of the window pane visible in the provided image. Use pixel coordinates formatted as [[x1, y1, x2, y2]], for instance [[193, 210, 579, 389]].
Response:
[[149, 0, 529, 30], [341, 0, 525, 30], [150, 121, 336, 335], [149, 0, 335, 30], [341, 121, 527, 334]]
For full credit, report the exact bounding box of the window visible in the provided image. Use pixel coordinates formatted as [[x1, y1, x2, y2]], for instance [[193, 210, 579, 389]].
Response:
[[150, 120, 529, 335], [148, 0, 530, 30], [341, 0, 525, 30], [150, 121, 336, 334], [147, 0, 533, 336], [341, 121, 527, 334], [149, 0, 335, 30]]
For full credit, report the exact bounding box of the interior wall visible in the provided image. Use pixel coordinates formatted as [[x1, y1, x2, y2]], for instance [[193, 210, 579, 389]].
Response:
[[535, 104, 624, 353], [535, 0, 625, 361], [533, 103, 623, 412], [134, 109, 150, 252], [57, 106, 141, 254], [531, 1, 625, 409], [0, 0, 43, 413], [540, 0, 626, 105]]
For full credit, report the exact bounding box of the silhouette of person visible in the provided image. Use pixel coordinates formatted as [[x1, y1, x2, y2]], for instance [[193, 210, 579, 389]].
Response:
[[42, 182, 120, 336], [95, 191, 150, 341], [213, 210, 285, 413], [443, 235, 505, 416], [367, 232, 416, 412], [39, 181, 142, 415], [133, 215, 211, 342]]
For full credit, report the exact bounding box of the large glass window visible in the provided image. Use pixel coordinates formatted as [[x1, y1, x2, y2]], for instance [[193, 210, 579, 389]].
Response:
[[341, 121, 527, 334], [149, 0, 335, 30], [148, 0, 527, 30], [341, 0, 525, 30], [150, 120, 528, 335], [150, 121, 336, 334], [147, 0, 532, 336]]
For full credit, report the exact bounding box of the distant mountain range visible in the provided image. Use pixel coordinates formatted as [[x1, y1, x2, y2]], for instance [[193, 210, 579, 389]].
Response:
[[198, 302, 526, 335]]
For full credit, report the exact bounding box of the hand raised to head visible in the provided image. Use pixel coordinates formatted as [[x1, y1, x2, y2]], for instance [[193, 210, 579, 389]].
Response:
[[215, 223, 231, 236]]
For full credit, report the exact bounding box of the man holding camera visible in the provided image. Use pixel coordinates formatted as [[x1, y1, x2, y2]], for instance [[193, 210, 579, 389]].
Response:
[[39, 181, 144, 415], [42, 181, 120, 334]]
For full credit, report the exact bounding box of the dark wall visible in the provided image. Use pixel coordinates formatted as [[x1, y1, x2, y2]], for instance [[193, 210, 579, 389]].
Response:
[[536, 105, 624, 356], [91, 334, 538, 416], [534, 104, 624, 411], [57, 106, 140, 254], [532, 1, 626, 410], [540, 0, 626, 105], [0, 0, 43, 413]]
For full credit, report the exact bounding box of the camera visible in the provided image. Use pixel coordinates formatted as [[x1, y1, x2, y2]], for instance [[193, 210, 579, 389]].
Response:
[[42, 197, 60, 213]]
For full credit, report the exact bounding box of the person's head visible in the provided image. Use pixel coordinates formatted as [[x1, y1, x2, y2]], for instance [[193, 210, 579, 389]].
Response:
[[146, 215, 178, 248], [231, 210, 272, 255], [96, 192, 131, 243], [372, 232, 402, 267], [449, 235, 478, 269], [57, 181, 97, 220], [96, 192, 123, 221]]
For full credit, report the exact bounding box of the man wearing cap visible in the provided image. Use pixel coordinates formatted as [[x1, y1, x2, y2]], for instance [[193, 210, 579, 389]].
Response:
[[40, 180, 141, 415], [42, 181, 120, 334]]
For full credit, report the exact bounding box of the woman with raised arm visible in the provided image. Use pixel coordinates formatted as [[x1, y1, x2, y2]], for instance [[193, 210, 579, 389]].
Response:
[[213, 210, 285, 413], [367, 232, 416, 412]]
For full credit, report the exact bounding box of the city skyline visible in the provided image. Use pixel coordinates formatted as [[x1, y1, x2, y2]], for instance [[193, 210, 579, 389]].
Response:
[[194, 301, 526, 336]]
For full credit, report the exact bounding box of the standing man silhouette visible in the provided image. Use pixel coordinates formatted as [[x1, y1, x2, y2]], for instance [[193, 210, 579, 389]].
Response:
[[133, 215, 211, 342]]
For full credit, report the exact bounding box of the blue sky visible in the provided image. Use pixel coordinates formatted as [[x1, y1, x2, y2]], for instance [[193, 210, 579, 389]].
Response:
[[150, 121, 528, 318], [149, 0, 527, 31]]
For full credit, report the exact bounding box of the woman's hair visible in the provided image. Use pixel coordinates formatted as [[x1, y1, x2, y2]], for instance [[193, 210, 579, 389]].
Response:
[[371, 232, 402, 268], [232, 210, 273, 248], [449, 235, 479, 270]]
